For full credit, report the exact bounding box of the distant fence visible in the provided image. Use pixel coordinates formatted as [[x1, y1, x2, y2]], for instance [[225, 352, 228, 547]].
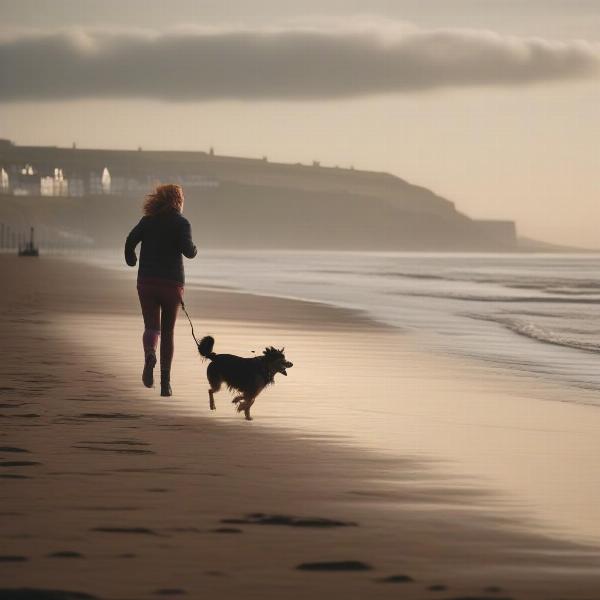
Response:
[[0, 222, 94, 254], [0, 222, 19, 251]]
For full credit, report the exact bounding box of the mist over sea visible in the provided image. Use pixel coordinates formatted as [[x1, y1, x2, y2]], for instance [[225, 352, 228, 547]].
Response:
[[95, 250, 600, 404]]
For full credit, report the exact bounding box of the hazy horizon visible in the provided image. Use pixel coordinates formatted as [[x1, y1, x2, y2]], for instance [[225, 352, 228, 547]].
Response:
[[1, 0, 599, 247]]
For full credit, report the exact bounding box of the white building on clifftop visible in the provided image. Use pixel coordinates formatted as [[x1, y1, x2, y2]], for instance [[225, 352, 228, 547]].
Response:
[[41, 168, 69, 196], [90, 167, 112, 194], [101, 167, 111, 194], [0, 168, 9, 192]]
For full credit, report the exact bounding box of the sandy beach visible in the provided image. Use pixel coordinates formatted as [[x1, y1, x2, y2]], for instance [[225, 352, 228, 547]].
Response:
[[1, 254, 600, 600]]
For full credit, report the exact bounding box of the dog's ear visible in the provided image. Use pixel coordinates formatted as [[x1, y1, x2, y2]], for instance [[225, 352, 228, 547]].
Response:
[[281, 347, 285, 353]]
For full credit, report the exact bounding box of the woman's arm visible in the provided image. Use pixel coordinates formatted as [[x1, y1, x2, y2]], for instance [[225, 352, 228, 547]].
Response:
[[124, 218, 145, 266], [180, 218, 198, 259]]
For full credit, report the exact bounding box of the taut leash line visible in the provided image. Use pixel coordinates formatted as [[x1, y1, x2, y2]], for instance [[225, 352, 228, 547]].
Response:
[[181, 300, 200, 348]]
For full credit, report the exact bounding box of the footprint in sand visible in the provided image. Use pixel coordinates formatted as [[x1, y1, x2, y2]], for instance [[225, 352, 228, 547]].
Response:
[[210, 527, 243, 534], [376, 574, 414, 583], [73, 445, 155, 455], [0, 414, 40, 419], [79, 413, 141, 420], [47, 552, 84, 559], [80, 440, 151, 446], [221, 513, 357, 528], [0, 589, 97, 599], [0, 556, 28, 562], [296, 560, 372, 571], [446, 597, 513, 600], [66, 398, 104, 403], [0, 461, 40, 467], [442, 596, 513, 600], [0, 447, 30, 453], [115, 467, 178, 474], [91, 526, 163, 536], [75, 506, 140, 512]]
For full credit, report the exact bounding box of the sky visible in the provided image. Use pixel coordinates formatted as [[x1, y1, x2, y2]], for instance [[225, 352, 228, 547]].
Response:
[[0, 0, 599, 247]]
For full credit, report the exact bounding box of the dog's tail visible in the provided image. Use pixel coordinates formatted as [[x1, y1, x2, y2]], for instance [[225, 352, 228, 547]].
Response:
[[198, 336, 216, 360]]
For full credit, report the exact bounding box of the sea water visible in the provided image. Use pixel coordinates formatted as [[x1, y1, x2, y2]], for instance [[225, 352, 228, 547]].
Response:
[[183, 251, 600, 401], [94, 250, 600, 403]]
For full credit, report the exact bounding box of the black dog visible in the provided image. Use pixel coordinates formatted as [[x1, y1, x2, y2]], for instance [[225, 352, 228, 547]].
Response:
[[198, 336, 293, 421]]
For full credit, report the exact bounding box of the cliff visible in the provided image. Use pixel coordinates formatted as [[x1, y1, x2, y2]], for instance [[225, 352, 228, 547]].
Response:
[[0, 141, 516, 251]]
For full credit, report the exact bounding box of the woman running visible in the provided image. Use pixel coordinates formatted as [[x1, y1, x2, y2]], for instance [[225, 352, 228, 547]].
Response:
[[125, 184, 197, 396]]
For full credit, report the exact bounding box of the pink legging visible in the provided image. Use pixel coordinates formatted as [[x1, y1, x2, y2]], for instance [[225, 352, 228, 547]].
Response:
[[137, 280, 183, 373]]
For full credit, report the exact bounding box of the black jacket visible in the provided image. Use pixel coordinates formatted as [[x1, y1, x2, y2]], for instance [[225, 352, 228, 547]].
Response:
[[125, 212, 197, 284]]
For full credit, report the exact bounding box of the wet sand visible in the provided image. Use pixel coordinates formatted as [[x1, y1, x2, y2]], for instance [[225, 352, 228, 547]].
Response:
[[1, 254, 599, 600]]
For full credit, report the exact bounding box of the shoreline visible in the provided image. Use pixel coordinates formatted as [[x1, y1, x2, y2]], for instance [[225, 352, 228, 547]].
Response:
[[2, 255, 600, 599], [88, 248, 600, 407]]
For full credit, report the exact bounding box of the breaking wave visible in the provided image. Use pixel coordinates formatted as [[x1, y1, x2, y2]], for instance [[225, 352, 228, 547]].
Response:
[[466, 314, 600, 355]]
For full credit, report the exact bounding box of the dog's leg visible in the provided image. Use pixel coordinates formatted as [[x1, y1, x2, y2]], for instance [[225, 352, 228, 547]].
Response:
[[231, 394, 244, 405], [236, 396, 252, 420], [245, 397, 257, 421], [238, 396, 256, 421], [207, 364, 222, 411]]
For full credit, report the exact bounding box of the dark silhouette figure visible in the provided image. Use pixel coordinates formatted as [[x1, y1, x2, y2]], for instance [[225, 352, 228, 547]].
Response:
[[125, 184, 197, 396], [198, 336, 293, 421]]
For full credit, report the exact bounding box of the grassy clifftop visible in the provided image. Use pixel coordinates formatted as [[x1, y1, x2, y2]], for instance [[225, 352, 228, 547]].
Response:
[[0, 142, 516, 251]]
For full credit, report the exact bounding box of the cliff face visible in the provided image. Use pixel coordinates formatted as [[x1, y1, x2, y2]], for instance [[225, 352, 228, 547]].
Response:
[[0, 142, 517, 251]]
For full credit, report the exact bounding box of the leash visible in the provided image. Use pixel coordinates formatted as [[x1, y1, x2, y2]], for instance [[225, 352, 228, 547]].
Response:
[[181, 300, 200, 348], [181, 300, 257, 356]]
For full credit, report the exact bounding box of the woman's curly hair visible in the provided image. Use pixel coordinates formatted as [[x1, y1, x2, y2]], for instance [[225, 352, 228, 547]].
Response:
[[143, 184, 184, 216]]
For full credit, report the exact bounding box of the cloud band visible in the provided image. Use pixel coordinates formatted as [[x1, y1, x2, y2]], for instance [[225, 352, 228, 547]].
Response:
[[0, 25, 598, 101]]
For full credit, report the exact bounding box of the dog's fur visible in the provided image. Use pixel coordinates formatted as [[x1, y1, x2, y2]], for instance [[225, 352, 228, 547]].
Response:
[[198, 336, 293, 421]]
